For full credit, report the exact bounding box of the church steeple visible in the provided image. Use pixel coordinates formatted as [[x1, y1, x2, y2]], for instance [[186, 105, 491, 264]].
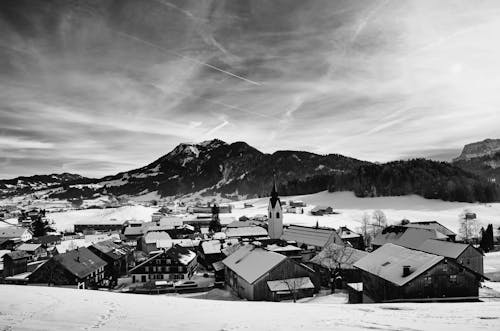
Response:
[[268, 171, 283, 239]]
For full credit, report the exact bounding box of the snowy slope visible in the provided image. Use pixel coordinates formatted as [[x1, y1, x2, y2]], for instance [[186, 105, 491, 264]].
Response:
[[0, 285, 499, 331]]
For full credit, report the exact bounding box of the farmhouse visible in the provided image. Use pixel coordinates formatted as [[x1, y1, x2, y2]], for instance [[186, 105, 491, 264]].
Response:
[[281, 225, 343, 251], [129, 245, 197, 283], [222, 244, 318, 301], [15, 243, 47, 261], [310, 206, 333, 216], [29, 247, 107, 288], [371, 226, 448, 250], [416, 239, 484, 275], [2, 251, 28, 277], [225, 226, 268, 240], [0, 227, 33, 242], [338, 226, 365, 250], [88, 240, 133, 283], [403, 221, 457, 241], [353, 243, 483, 303], [138, 231, 172, 253]]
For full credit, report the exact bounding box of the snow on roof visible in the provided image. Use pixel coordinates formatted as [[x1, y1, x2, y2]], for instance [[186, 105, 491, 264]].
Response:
[[372, 226, 448, 249], [201, 239, 239, 255], [16, 243, 42, 252], [225, 226, 268, 238], [84, 233, 121, 244], [0, 227, 30, 238], [56, 239, 89, 254], [227, 221, 252, 228], [144, 231, 172, 244], [338, 227, 362, 239], [310, 243, 368, 269], [221, 242, 243, 257], [416, 239, 473, 259], [222, 245, 287, 284], [156, 239, 200, 249], [266, 277, 314, 292], [354, 243, 443, 286], [347, 282, 363, 291], [404, 221, 456, 237], [213, 232, 226, 240], [265, 244, 302, 253], [0, 250, 11, 259], [281, 225, 342, 248], [212, 261, 225, 272], [53, 247, 107, 279]]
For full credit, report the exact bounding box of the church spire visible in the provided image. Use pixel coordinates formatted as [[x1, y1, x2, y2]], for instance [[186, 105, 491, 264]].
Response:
[[270, 170, 280, 208]]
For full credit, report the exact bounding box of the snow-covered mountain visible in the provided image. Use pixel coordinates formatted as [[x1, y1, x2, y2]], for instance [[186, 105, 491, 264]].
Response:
[[453, 139, 500, 183], [0, 173, 91, 197], [454, 139, 500, 161]]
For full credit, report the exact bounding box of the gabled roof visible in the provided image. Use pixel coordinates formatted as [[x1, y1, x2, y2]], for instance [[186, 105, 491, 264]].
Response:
[[201, 239, 239, 255], [0, 227, 30, 238], [91, 240, 131, 260], [225, 226, 268, 238], [338, 226, 362, 239], [4, 251, 28, 260], [221, 242, 243, 257], [404, 221, 456, 237], [372, 226, 448, 249], [32, 235, 61, 245], [267, 277, 314, 292], [222, 245, 287, 284], [16, 243, 42, 252], [281, 225, 342, 248], [53, 247, 107, 279], [129, 244, 196, 272], [311, 206, 332, 212], [416, 239, 479, 259], [310, 243, 368, 269], [143, 231, 171, 244], [354, 243, 443, 286]]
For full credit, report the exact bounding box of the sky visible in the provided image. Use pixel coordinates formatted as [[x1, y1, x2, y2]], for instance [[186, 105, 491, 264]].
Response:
[[1, 0, 500, 178]]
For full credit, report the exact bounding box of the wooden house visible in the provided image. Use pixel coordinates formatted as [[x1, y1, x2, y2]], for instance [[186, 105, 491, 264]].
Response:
[[74, 220, 125, 233], [353, 243, 484, 303], [88, 240, 133, 284], [129, 244, 198, 283], [28, 247, 107, 288], [222, 244, 318, 301], [15, 243, 47, 261], [338, 226, 365, 250], [281, 225, 343, 251], [2, 251, 28, 277], [138, 231, 172, 253], [416, 239, 484, 275], [403, 221, 457, 241], [0, 227, 33, 242], [225, 226, 268, 240], [371, 226, 448, 250], [198, 238, 239, 268]]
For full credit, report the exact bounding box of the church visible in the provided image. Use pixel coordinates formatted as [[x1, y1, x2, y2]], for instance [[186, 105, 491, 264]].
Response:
[[267, 174, 283, 240]]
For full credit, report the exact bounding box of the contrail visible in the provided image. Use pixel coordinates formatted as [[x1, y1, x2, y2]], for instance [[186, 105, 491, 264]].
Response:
[[114, 31, 261, 86]]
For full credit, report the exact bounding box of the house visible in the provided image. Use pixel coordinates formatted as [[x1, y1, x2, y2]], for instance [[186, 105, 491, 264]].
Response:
[[139, 231, 172, 253], [129, 245, 198, 283], [0, 226, 33, 242], [199, 238, 239, 267], [2, 251, 28, 277], [281, 225, 343, 251], [353, 243, 484, 303], [338, 226, 365, 250], [289, 200, 306, 207], [264, 244, 303, 259], [310, 206, 333, 216], [310, 242, 368, 286], [29, 247, 107, 288], [416, 239, 484, 275], [371, 226, 448, 250], [15, 243, 47, 261], [88, 240, 133, 284], [0, 238, 21, 251], [32, 235, 62, 248], [403, 221, 457, 241], [225, 226, 268, 240], [222, 244, 318, 301]]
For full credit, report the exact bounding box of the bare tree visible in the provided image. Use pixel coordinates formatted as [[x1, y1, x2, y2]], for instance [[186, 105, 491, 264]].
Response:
[[372, 209, 387, 229], [279, 277, 309, 303], [359, 212, 372, 247], [318, 243, 355, 293]]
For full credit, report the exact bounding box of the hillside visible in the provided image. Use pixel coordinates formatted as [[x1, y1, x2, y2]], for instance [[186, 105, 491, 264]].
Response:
[[0, 285, 499, 330], [0, 173, 92, 198], [1, 139, 499, 203]]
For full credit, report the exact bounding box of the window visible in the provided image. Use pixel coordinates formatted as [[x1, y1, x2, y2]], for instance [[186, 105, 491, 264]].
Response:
[[145, 266, 149, 272], [269, 212, 272, 218], [449, 275, 457, 283], [424, 276, 432, 285], [166, 259, 171, 264], [276, 212, 280, 218], [442, 265, 448, 272]]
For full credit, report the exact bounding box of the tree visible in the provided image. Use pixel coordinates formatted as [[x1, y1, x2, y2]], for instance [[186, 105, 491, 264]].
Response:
[[359, 212, 372, 247], [209, 204, 221, 233], [279, 276, 310, 303], [480, 224, 495, 252], [372, 210, 387, 231], [317, 243, 355, 293], [32, 216, 54, 237], [458, 209, 481, 243]]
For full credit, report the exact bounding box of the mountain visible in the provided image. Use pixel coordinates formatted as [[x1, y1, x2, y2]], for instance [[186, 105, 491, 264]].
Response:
[[2, 139, 499, 203], [0, 173, 92, 198], [453, 138, 500, 184]]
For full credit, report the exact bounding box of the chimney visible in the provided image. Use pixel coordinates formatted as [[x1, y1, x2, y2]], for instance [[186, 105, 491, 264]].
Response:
[[402, 265, 411, 277]]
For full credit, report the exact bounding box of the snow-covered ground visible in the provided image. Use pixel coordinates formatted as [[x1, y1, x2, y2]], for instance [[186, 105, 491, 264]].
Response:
[[485, 251, 500, 281], [0, 285, 499, 330], [1, 190, 499, 235]]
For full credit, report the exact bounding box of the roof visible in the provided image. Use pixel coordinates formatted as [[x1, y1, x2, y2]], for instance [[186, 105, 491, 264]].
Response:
[[201, 239, 239, 255], [130, 245, 196, 272], [156, 239, 200, 249], [281, 225, 342, 248], [53, 247, 107, 278], [221, 242, 243, 257], [212, 261, 225, 272], [347, 282, 363, 291], [265, 244, 302, 253], [372, 226, 448, 249], [225, 226, 268, 238], [354, 243, 443, 286], [55, 239, 89, 254], [16, 243, 42, 252], [311, 206, 332, 212], [143, 231, 172, 244], [338, 227, 362, 239], [0, 227, 30, 238], [222, 245, 287, 284], [4, 251, 28, 260], [91, 240, 131, 260], [416, 239, 477, 259], [32, 235, 61, 245], [310, 243, 368, 269], [404, 221, 456, 237], [227, 221, 253, 228], [266, 277, 314, 292]]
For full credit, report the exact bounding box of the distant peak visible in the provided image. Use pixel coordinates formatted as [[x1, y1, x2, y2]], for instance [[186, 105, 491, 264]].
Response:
[[454, 138, 500, 161]]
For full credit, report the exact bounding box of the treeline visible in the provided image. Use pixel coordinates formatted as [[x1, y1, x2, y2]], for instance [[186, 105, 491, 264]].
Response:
[[278, 159, 500, 203]]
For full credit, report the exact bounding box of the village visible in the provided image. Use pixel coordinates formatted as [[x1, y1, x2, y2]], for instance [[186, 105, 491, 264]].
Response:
[[1, 176, 499, 305]]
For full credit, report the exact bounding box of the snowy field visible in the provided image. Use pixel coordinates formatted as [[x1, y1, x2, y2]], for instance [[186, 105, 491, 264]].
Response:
[[0, 285, 499, 331], [485, 251, 500, 281], [1, 191, 499, 235]]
